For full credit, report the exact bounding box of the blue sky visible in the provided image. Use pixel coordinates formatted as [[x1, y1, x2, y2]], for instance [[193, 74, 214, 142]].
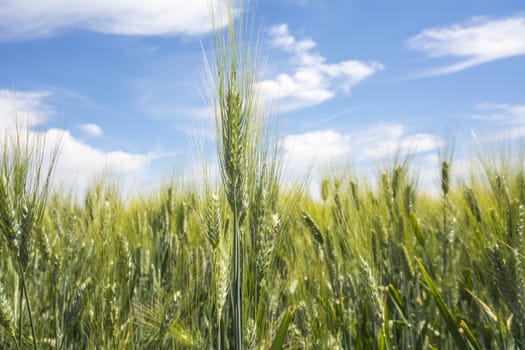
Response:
[[1, 0, 524, 194]]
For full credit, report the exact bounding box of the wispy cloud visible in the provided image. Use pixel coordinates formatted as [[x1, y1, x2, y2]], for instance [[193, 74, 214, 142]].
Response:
[[258, 24, 383, 111], [465, 103, 525, 142], [79, 123, 103, 137], [0, 0, 229, 41], [407, 14, 525, 76], [0, 90, 51, 131], [0, 89, 156, 193]]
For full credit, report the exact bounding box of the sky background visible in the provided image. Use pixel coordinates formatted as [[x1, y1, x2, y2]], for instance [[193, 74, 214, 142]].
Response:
[[1, 0, 524, 196]]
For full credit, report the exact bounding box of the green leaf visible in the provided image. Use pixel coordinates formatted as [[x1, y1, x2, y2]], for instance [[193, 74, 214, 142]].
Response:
[[416, 258, 470, 349], [270, 306, 296, 350], [386, 284, 410, 326], [464, 289, 498, 323], [460, 320, 481, 350]]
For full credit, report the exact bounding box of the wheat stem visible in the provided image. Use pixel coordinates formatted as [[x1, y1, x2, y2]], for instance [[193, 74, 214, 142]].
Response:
[[19, 264, 38, 350]]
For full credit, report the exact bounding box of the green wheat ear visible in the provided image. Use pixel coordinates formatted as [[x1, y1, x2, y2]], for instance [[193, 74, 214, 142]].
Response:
[[205, 193, 221, 249], [0, 280, 16, 340], [302, 211, 324, 245], [321, 178, 330, 202], [441, 160, 450, 196]]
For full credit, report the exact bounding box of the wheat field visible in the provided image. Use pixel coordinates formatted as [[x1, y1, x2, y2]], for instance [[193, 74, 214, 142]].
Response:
[[1, 4, 524, 350]]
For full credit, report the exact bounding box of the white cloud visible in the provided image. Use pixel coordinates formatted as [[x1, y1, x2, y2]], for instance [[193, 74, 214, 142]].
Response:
[[407, 15, 525, 76], [282, 123, 441, 175], [282, 130, 350, 167], [258, 24, 383, 111], [79, 123, 103, 137], [0, 0, 229, 40], [45, 128, 153, 190], [281, 124, 441, 200], [0, 89, 155, 193]]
